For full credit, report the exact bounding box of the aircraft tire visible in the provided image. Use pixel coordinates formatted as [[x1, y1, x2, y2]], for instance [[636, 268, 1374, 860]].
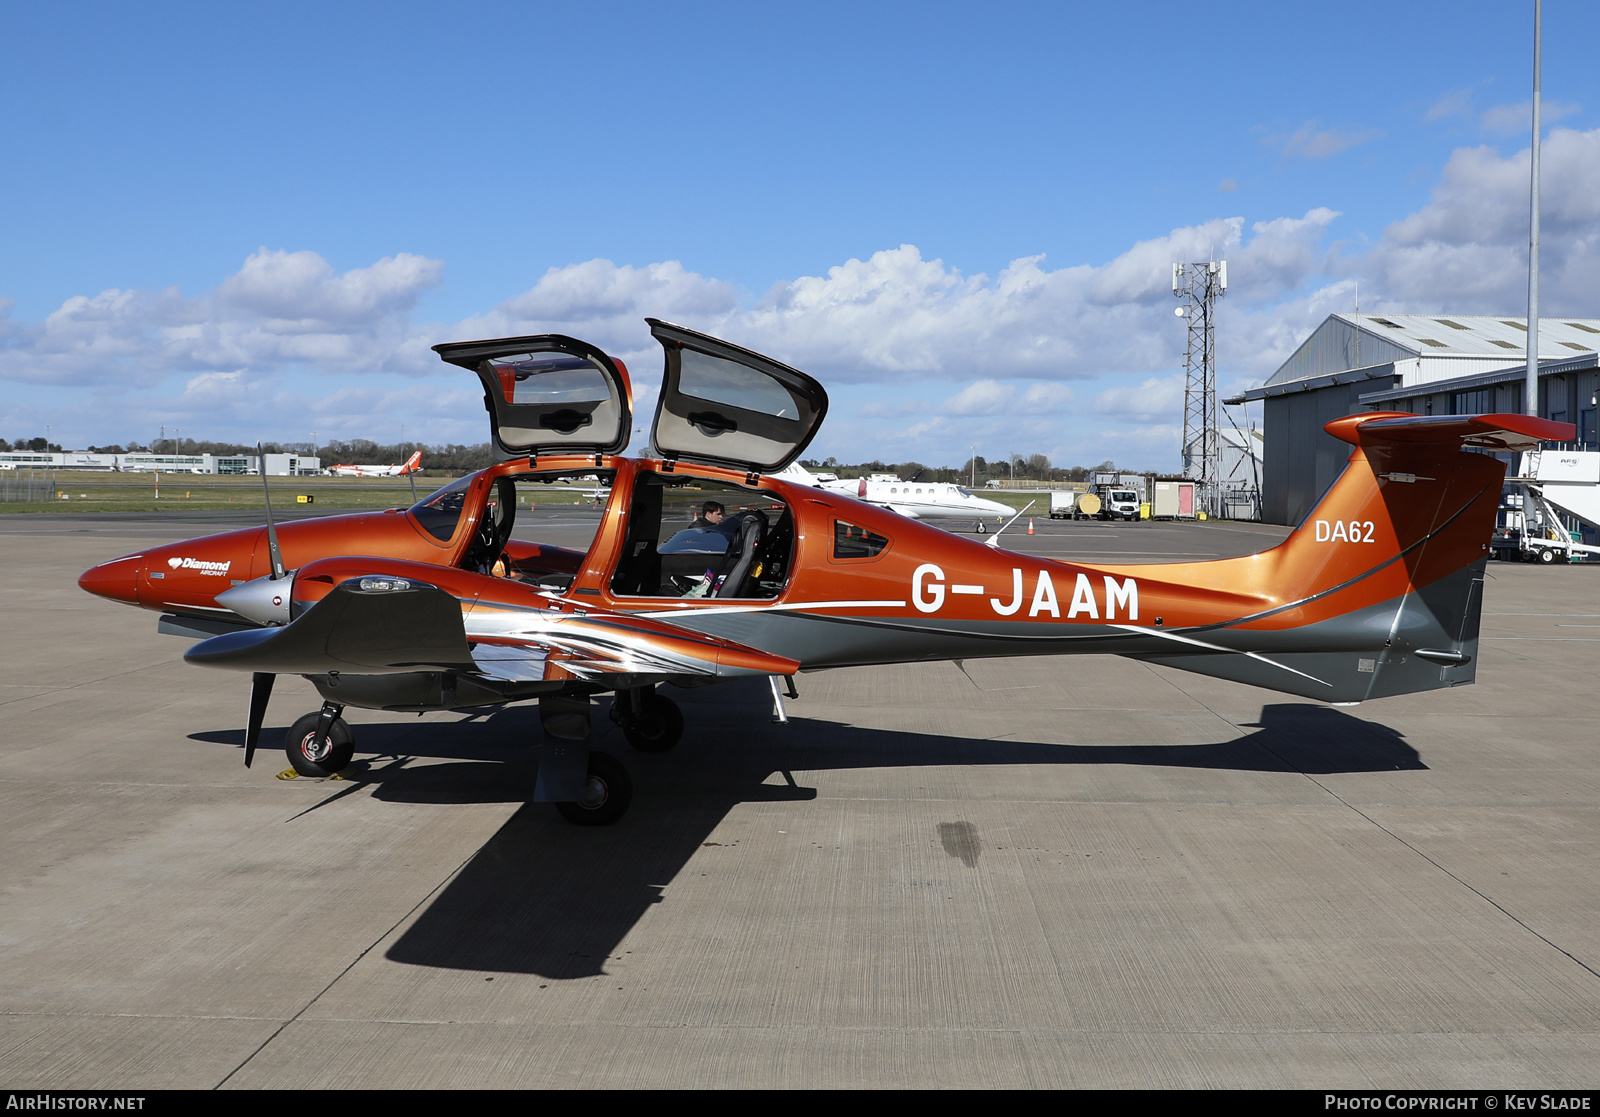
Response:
[[556, 751, 632, 826], [285, 713, 355, 777], [624, 695, 684, 753]]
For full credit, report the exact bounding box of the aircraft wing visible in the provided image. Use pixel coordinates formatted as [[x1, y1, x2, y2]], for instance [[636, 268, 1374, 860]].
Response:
[[884, 504, 923, 519], [185, 575, 799, 687]]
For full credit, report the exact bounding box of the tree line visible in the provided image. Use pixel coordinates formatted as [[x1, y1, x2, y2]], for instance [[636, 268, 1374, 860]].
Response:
[[801, 453, 1123, 485]]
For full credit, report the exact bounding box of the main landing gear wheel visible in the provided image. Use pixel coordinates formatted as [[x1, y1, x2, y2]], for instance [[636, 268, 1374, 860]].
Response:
[[623, 695, 684, 753], [285, 712, 355, 777], [556, 751, 632, 826]]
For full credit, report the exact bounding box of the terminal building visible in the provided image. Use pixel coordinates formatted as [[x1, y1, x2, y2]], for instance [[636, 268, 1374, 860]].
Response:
[[0, 451, 321, 475], [1231, 314, 1599, 525]]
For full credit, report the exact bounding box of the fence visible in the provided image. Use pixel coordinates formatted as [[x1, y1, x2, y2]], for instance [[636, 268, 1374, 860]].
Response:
[[0, 471, 58, 503]]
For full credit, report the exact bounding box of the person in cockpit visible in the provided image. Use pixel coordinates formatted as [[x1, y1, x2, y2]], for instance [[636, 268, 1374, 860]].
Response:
[[658, 501, 752, 597], [660, 501, 735, 556]]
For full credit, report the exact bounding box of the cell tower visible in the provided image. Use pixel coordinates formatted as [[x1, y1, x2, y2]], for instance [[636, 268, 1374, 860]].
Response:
[[1172, 259, 1226, 516]]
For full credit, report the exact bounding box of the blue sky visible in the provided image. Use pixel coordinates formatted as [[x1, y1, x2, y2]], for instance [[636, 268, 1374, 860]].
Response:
[[3, 1, 1597, 469]]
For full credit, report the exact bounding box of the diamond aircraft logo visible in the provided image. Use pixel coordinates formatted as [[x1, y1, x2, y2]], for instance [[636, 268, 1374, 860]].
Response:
[[168, 556, 232, 576]]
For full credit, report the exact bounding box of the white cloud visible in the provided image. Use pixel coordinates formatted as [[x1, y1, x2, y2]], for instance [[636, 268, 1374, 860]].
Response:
[[0, 247, 443, 388], [1368, 126, 1600, 316], [1427, 87, 1476, 122], [217, 249, 442, 325], [1093, 376, 1185, 424], [1480, 100, 1579, 137], [1019, 383, 1074, 411], [858, 399, 929, 419], [1272, 120, 1383, 159], [942, 380, 1016, 415]]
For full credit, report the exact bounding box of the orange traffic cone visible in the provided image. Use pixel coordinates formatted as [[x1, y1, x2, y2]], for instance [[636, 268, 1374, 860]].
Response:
[[1027, 519, 1034, 535]]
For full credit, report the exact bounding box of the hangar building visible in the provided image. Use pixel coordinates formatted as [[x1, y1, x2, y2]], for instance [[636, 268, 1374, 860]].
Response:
[[0, 451, 321, 475], [1231, 314, 1600, 525]]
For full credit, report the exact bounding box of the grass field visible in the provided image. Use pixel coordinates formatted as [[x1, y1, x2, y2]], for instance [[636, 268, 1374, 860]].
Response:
[[0, 471, 601, 515]]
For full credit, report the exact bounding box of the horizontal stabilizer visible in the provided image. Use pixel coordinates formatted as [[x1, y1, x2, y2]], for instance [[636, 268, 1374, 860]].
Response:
[[186, 578, 473, 674], [1327, 411, 1574, 452]]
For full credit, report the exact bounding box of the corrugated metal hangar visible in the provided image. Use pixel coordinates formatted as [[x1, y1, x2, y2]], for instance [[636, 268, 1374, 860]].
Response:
[[1231, 314, 1600, 525]]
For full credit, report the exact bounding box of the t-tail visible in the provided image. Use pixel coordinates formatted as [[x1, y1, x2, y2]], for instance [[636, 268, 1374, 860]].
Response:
[[1125, 412, 1574, 704]]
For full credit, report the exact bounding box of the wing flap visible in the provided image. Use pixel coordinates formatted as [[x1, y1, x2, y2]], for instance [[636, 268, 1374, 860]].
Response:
[[465, 611, 799, 683]]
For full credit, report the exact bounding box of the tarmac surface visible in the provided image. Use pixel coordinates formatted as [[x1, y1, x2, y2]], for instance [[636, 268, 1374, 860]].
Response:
[[3, 509, 1598, 1089]]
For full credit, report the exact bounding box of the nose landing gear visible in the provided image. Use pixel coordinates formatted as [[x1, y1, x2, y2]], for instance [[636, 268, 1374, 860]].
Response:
[[285, 702, 354, 778]]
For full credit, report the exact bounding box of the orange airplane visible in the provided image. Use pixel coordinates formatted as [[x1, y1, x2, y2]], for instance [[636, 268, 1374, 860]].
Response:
[[78, 320, 1573, 824]]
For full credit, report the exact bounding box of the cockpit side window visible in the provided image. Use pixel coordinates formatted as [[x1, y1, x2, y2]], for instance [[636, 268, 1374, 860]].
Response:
[[409, 475, 475, 541], [832, 520, 890, 560]]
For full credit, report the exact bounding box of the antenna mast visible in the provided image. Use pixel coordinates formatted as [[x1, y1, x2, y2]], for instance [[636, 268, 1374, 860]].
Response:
[[1172, 259, 1227, 517]]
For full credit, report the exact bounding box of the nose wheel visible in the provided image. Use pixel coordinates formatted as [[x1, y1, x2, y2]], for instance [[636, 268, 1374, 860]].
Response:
[[285, 705, 355, 777]]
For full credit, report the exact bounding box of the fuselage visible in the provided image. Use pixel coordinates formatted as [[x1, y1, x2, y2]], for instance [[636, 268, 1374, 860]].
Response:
[[79, 454, 1271, 667], [78, 427, 1524, 706]]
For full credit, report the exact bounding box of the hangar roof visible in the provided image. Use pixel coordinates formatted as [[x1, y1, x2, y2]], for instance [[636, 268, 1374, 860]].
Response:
[[1263, 314, 1600, 389]]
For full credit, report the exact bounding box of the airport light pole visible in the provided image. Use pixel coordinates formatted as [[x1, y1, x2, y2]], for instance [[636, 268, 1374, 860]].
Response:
[[1526, 0, 1542, 417]]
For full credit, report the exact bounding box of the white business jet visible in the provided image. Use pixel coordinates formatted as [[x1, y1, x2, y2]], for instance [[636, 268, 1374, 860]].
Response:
[[777, 463, 1015, 525]]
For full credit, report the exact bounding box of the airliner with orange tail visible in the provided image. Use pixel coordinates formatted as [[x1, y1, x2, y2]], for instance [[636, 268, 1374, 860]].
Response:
[[77, 320, 1573, 824], [329, 450, 423, 477]]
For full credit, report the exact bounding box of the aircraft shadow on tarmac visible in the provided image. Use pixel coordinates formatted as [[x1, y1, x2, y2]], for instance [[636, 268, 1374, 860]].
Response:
[[191, 681, 1422, 979]]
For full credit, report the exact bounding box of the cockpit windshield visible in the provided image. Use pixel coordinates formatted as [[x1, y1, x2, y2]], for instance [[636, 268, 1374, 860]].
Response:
[[410, 475, 475, 541]]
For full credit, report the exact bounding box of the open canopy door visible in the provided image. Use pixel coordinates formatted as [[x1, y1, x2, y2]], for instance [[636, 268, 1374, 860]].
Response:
[[433, 334, 632, 460], [646, 319, 828, 474]]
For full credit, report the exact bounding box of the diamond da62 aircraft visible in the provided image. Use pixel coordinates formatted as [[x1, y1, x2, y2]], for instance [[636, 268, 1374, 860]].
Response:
[[78, 319, 1572, 824]]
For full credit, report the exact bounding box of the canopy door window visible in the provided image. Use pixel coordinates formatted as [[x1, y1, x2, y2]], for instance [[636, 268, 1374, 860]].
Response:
[[433, 333, 632, 460], [646, 319, 827, 474]]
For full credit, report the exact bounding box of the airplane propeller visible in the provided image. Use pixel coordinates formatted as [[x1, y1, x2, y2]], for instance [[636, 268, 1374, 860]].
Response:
[[246, 442, 286, 767], [257, 442, 286, 580], [244, 671, 274, 768]]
